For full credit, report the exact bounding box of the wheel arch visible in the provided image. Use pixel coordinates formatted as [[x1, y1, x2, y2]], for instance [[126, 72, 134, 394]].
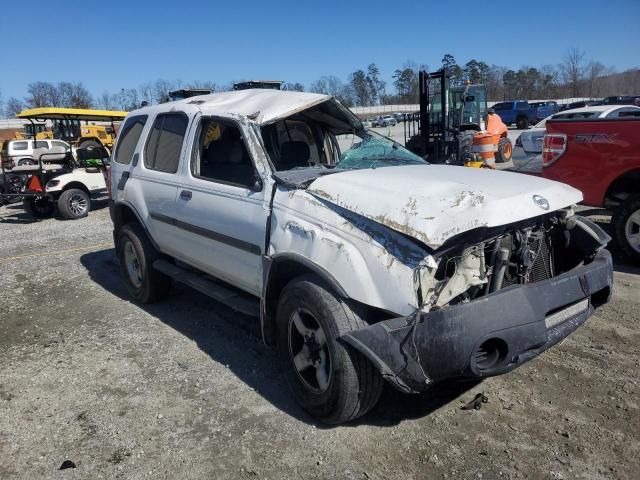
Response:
[[261, 253, 349, 346], [61, 181, 91, 195], [112, 201, 161, 251], [604, 168, 640, 208]]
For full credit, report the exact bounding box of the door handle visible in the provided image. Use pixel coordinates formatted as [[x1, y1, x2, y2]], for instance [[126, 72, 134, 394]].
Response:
[[180, 189, 192, 201]]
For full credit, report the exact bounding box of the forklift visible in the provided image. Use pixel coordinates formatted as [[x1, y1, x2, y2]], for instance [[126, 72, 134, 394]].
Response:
[[404, 69, 512, 166]]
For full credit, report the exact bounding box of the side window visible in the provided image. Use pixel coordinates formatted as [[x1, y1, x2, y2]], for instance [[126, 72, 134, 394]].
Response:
[[35, 141, 49, 149], [492, 103, 506, 111], [52, 140, 68, 149], [12, 141, 28, 151], [114, 115, 148, 165], [516, 102, 529, 110], [191, 119, 258, 189], [144, 113, 187, 173]]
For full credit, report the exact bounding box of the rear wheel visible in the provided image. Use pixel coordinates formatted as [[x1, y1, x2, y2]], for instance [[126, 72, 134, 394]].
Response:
[[23, 196, 54, 218], [516, 116, 529, 129], [18, 158, 35, 166], [78, 140, 101, 150], [495, 137, 513, 163], [277, 275, 383, 424], [612, 195, 640, 263], [57, 188, 90, 220], [117, 223, 171, 303]]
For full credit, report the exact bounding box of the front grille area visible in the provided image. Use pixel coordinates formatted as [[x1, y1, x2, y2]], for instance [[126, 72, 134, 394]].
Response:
[[529, 234, 554, 283], [501, 230, 555, 288]]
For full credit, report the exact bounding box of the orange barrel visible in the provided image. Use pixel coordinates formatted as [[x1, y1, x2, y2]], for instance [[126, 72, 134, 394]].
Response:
[[471, 133, 498, 168]]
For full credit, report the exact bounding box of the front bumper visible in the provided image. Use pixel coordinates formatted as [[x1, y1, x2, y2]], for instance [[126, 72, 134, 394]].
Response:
[[341, 249, 613, 393]]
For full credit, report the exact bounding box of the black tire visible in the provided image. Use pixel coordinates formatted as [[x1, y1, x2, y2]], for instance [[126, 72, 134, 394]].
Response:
[[57, 188, 90, 220], [455, 131, 475, 165], [23, 196, 54, 218], [612, 194, 640, 263], [516, 116, 529, 129], [117, 223, 171, 303], [18, 158, 35, 166], [78, 140, 101, 150], [495, 137, 513, 163], [276, 275, 383, 424]]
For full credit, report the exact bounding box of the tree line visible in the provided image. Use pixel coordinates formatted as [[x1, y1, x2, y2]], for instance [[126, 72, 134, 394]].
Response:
[[1, 48, 638, 117]]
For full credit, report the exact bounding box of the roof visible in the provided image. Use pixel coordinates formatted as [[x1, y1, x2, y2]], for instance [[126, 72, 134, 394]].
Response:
[[174, 89, 356, 126], [17, 107, 128, 121], [553, 105, 640, 118]]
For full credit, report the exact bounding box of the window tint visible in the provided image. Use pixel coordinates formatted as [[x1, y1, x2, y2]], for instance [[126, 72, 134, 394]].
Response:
[[192, 119, 258, 188], [35, 141, 49, 149], [115, 115, 148, 165], [492, 103, 507, 111], [12, 141, 28, 151], [144, 113, 187, 173]]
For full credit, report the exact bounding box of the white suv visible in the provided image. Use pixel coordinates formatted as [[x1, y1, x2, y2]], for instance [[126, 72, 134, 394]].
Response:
[[1, 139, 71, 167], [109, 89, 612, 424]]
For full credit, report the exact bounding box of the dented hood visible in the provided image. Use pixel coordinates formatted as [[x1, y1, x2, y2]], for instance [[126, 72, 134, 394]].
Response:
[[307, 165, 582, 249], [181, 89, 362, 130]]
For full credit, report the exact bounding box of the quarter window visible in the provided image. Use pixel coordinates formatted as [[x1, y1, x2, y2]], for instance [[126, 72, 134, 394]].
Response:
[[12, 141, 28, 151], [115, 115, 148, 165], [144, 113, 187, 173]]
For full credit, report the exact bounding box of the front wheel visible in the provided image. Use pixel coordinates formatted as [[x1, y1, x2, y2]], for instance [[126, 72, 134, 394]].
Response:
[[495, 137, 513, 163], [18, 158, 35, 166], [516, 117, 529, 129], [612, 195, 640, 263], [277, 275, 383, 424], [57, 188, 90, 220]]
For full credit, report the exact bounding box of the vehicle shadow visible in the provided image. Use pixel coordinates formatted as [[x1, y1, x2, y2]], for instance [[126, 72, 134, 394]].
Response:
[[80, 247, 478, 428], [0, 200, 108, 224]]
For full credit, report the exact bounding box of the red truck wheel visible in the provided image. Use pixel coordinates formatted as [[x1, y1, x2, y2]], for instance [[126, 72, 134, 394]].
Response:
[[613, 195, 640, 263]]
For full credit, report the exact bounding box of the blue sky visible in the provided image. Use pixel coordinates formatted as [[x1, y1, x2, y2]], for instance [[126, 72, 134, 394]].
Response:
[[1, 0, 638, 100]]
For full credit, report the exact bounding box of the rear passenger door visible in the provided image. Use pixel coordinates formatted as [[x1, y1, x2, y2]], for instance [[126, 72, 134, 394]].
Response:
[[133, 111, 196, 258]]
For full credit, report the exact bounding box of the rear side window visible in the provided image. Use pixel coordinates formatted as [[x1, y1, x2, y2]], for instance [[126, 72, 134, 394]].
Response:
[[492, 103, 508, 111], [12, 142, 28, 151], [516, 102, 529, 110], [114, 115, 148, 165], [144, 113, 188, 173]]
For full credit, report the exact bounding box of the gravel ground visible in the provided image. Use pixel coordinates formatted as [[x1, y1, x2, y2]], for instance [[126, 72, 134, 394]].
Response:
[[1, 198, 639, 480]]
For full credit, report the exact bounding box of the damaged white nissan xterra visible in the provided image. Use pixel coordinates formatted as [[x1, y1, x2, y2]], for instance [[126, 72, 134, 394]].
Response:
[[109, 89, 613, 424]]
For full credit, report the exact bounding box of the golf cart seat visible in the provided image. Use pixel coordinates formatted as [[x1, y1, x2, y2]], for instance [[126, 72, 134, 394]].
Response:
[[35, 146, 69, 164], [9, 146, 71, 174]]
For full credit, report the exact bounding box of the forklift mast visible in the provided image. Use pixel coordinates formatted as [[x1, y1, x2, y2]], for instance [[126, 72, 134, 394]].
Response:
[[404, 69, 488, 162]]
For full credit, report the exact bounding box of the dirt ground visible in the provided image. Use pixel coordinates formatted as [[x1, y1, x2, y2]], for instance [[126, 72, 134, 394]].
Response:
[[1, 202, 639, 480]]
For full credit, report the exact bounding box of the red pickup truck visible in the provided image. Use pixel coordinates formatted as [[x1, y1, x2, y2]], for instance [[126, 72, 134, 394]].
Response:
[[542, 118, 640, 262]]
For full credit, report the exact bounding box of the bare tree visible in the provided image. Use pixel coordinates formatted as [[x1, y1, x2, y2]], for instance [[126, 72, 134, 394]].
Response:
[[26, 82, 55, 108], [5, 97, 25, 117], [138, 82, 154, 105], [153, 79, 176, 103], [284, 82, 305, 92], [586, 61, 607, 98], [98, 91, 117, 110], [560, 48, 586, 97]]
